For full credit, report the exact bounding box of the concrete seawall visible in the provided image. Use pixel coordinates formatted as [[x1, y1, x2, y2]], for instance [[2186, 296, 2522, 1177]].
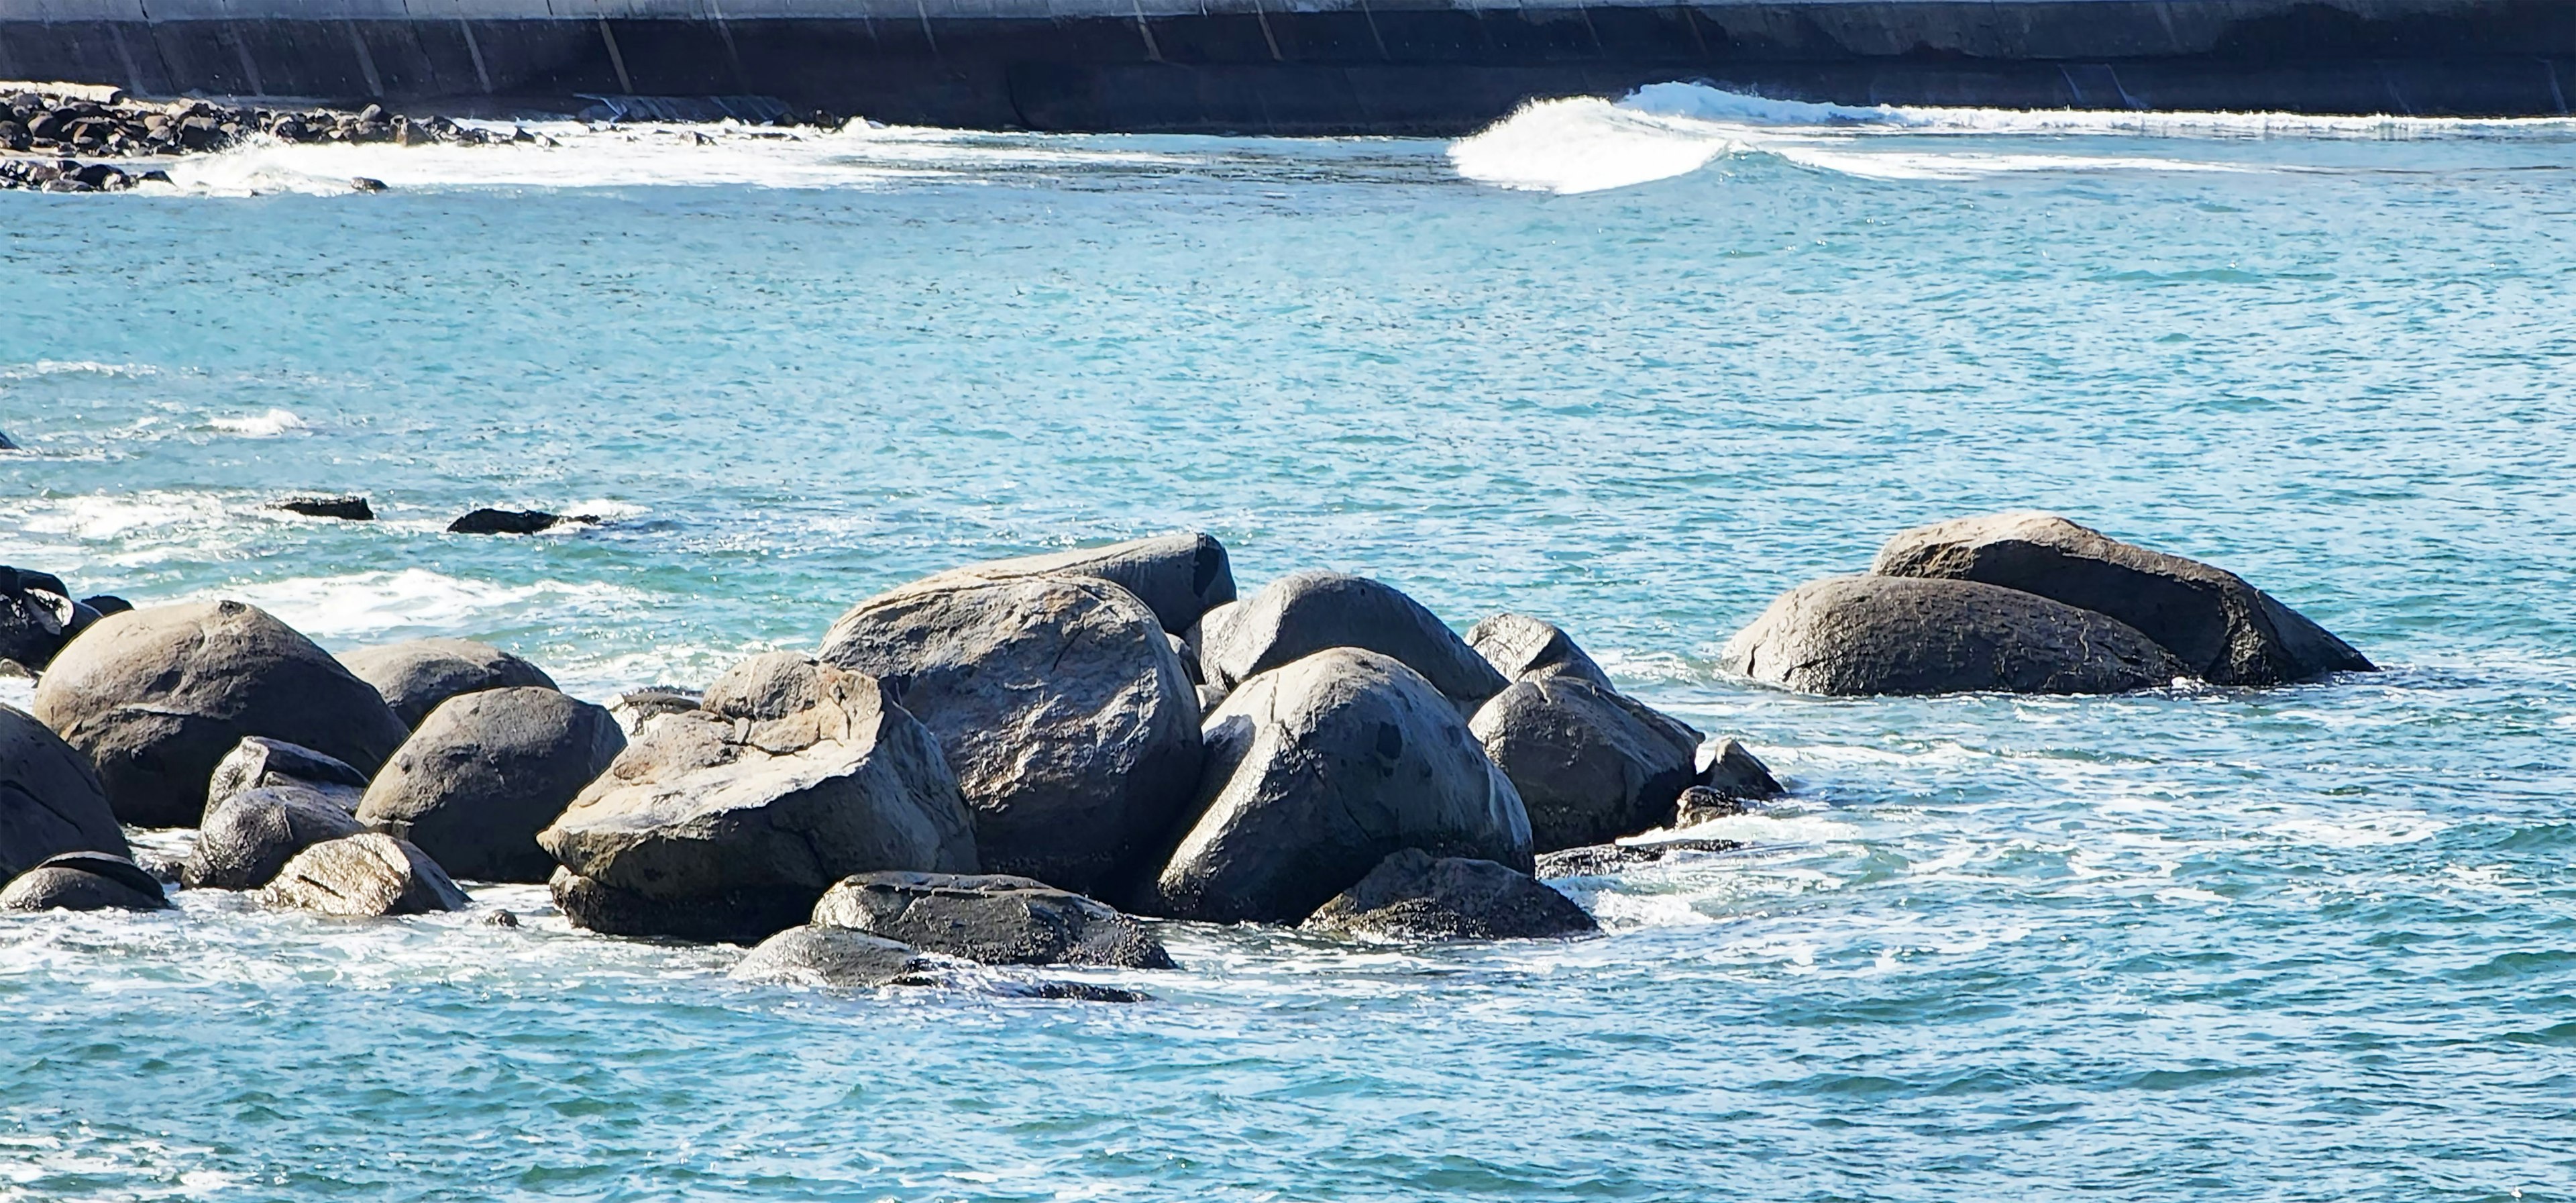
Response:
[[2, 0, 2571, 133]]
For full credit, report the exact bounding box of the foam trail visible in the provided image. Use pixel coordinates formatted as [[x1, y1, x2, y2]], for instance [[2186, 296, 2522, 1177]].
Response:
[[208, 407, 308, 437]]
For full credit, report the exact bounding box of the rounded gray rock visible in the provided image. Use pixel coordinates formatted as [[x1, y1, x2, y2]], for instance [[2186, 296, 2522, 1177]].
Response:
[[1723, 575, 2188, 696], [1302, 848, 1596, 940], [812, 870, 1173, 969], [337, 637, 559, 730], [1466, 612, 1612, 688], [702, 652, 845, 721], [0, 851, 169, 912], [358, 687, 626, 883], [0, 702, 130, 880], [899, 531, 1236, 637], [258, 833, 468, 917], [1468, 674, 1703, 853], [203, 735, 367, 822], [184, 784, 368, 890], [1199, 572, 1507, 706], [818, 574, 1201, 896], [1136, 648, 1533, 925], [731, 926, 932, 988], [34, 600, 410, 827]]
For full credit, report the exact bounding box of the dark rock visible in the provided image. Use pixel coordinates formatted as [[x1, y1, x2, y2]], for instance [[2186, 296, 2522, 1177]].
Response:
[[1723, 576, 2188, 696], [0, 851, 170, 912], [481, 908, 520, 928], [358, 687, 625, 883], [204, 735, 368, 819], [1535, 838, 1747, 878], [812, 870, 1173, 968], [1700, 737, 1781, 800], [1872, 511, 2375, 686], [1466, 613, 1613, 687], [730, 926, 932, 986], [702, 651, 842, 721], [996, 980, 1152, 1002], [70, 162, 125, 190], [0, 705, 130, 880], [539, 671, 977, 942], [1134, 648, 1532, 925], [1468, 674, 1703, 853], [818, 573, 1200, 896], [1302, 848, 1596, 940], [258, 832, 468, 916], [1671, 786, 1746, 825], [33, 600, 410, 827], [0, 570, 74, 670], [351, 177, 388, 193], [80, 595, 131, 617], [337, 637, 559, 730], [184, 785, 368, 890], [1198, 572, 1507, 707], [271, 495, 374, 521], [901, 531, 1236, 635], [447, 508, 562, 535], [0, 427, 15, 450]]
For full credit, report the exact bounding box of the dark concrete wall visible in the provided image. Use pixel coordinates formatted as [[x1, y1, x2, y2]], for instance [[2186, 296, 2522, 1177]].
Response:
[[2, 1, 2571, 132]]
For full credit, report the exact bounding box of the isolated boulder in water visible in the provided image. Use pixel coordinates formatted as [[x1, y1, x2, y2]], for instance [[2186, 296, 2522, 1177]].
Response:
[[539, 670, 977, 943], [1870, 511, 2373, 686], [258, 833, 468, 916], [1136, 649, 1532, 925], [0, 703, 130, 880], [818, 574, 1200, 896], [1199, 572, 1507, 707], [185, 785, 368, 890], [0, 851, 170, 912], [812, 870, 1173, 969], [1723, 576, 2186, 696], [358, 687, 625, 883], [702, 651, 844, 721], [447, 508, 571, 535], [1469, 674, 1703, 853], [33, 600, 410, 827], [1699, 737, 1781, 801], [903, 531, 1237, 635], [203, 735, 368, 820], [270, 495, 373, 521], [337, 637, 560, 730], [1302, 849, 1596, 941], [731, 926, 932, 988], [1466, 613, 1613, 688]]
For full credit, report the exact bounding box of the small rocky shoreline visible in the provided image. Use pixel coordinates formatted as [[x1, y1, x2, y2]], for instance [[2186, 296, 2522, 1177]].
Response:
[[0, 515, 2370, 997]]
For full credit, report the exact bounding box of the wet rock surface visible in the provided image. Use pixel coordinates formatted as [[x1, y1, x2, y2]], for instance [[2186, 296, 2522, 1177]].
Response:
[[1725, 575, 2188, 697], [270, 495, 374, 521], [186, 785, 369, 890], [811, 870, 1174, 969], [357, 687, 625, 883], [1535, 839, 1748, 878], [1302, 848, 1597, 941], [0, 851, 170, 912], [258, 833, 469, 917], [0, 702, 129, 880], [1, 89, 504, 193]]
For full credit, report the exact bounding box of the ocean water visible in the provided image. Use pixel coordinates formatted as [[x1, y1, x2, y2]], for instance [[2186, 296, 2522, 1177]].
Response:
[[5, 87, 2576, 1201]]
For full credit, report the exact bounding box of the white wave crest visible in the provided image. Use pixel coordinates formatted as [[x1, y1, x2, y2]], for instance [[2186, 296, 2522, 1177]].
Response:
[[208, 407, 309, 437], [0, 360, 160, 380], [1452, 82, 2576, 195], [219, 568, 652, 646]]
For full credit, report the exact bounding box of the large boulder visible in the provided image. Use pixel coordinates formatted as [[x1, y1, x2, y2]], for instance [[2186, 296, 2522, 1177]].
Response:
[[1466, 613, 1613, 688], [0, 851, 170, 912], [902, 531, 1236, 636], [258, 833, 469, 916], [818, 574, 1200, 895], [812, 871, 1173, 969], [539, 670, 977, 943], [0, 703, 129, 880], [1723, 576, 2187, 696], [184, 785, 368, 890], [357, 688, 625, 882], [1197, 572, 1508, 707], [33, 600, 410, 827], [337, 637, 559, 730], [1301, 849, 1597, 941], [1871, 512, 2373, 686], [702, 651, 839, 721], [0, 566, 77, 670], [1468, 674, 1703, 853], [731, 926, 932, 988], [203, 736, 367, 820], [1135, 649, 1533, 925]]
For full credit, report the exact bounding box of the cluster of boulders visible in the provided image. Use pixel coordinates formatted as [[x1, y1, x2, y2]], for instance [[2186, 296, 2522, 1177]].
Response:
[[1, 87, 511, 192], [0, 530, 1788, 996], [1725, 512, 2373, 695], [0, 565, 129, 676]]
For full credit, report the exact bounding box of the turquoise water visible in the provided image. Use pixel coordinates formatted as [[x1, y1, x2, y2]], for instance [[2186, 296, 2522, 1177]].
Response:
[[5, 93, 2576, 1200]]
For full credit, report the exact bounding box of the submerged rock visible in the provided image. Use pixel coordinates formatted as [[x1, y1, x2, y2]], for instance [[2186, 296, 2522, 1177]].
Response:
[[338, 637, 560, 730], [33, 600, 410, 827], [1723, 576, 2186, 696], [1135, 648, 1532, 925], [358, 688, 625, 883], [899, 531, 1236, 635], [203, 736, 368, 820], [270, 495, 373, 521], [448, 508, 576, 535], [0, 851, 170, 912], [1468, 673, 1703, 853], [0, 703, 130, 880], [731, 927, 933, 988], [1872, 511, 2374, 686], [1699, 737, 1782, 801], [1670, 786, 1746, 825], [819, 574, 1200, 896], [1535, 838, 1746, 878], [185, 785, 368, 890], [812, 871, 1173, 969], [1466, 612, 1613, 688], [1197, 572, 1509, 707], [258, 833, 468, 916], [1302, 848, 1596, 941], [539, 670, 977, 943]]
